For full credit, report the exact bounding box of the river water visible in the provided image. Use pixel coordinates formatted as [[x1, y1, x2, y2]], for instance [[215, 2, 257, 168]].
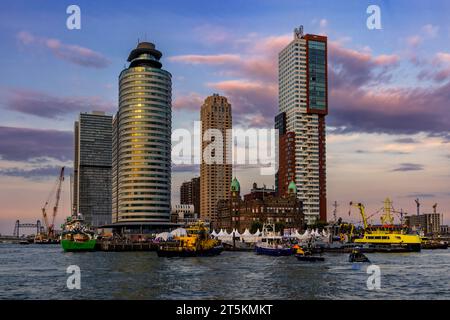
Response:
[[0, 243, 449, 300]]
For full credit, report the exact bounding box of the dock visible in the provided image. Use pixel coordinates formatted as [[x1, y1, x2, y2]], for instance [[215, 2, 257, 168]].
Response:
[[97, 240, 157, 252]]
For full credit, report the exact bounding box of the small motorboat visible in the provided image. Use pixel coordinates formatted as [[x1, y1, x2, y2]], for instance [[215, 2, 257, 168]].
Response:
[[294, 246, 325, 262], [349, 249, 370, 263]]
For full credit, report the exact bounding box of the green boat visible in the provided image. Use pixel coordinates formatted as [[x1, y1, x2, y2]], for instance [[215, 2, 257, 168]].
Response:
[[61, 238, 96, 251], [60, 214, 97, 252]]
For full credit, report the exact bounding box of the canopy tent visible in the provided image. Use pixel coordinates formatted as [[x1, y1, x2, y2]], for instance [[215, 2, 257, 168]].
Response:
[[170, 228, 187, 237], [155, 232, 172, 241]]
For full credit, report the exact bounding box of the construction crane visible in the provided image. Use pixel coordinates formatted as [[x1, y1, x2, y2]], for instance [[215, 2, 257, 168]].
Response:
[[349, 201, 368, 230], [36, 167, 65, 242], [433, 203, 438, 214]]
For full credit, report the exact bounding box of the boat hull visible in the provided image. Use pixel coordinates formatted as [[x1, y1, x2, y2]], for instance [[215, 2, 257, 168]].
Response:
[[156, 245, 223, 257], [255, 246, 294, 256], [295, 254, 325, 262], [61, 239, 96, 252]]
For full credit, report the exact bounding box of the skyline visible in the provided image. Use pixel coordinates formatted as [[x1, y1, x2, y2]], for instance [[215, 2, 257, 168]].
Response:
[[1, 0, 450, 234]]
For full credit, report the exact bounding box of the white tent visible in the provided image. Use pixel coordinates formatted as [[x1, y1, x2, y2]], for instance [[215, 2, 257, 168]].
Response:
[[242, 228, 252, 237], [232, 229, 241, 237], [254, 229, 262, 237], [170, 228, 187, 237], [155, 232, 172, 241], [211, 230, 218, 237]]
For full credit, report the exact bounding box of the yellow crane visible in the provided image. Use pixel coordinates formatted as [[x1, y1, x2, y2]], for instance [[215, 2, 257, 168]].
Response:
[[349, 201, 368, 229]]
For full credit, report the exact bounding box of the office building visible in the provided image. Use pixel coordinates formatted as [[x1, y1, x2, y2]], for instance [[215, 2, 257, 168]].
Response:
[[74, 111, 112, 227], [180, 177, 200, 215]]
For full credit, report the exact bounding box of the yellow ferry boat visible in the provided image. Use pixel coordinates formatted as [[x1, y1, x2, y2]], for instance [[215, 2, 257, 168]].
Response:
[[350, 199, 421, 252], [156, 221, 223, 257]]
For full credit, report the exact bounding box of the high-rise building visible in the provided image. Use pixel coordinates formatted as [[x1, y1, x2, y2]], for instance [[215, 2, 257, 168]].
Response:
[[112, 42, 172, 225], [278, 26, 328, 224], [74, 111, 113, 227], [200, 94, 232, 225], [180, 177, 200, 214]]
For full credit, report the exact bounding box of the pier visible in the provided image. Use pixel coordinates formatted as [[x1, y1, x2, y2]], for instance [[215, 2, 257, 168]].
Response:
[[97, 240, 157, 252]]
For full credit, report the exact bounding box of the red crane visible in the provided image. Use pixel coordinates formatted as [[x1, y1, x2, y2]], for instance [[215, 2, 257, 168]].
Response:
[[40, 167, 65, 239]]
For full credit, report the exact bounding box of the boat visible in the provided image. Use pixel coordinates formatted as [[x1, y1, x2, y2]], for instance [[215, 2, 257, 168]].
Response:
[[420, 237, 448, 250], [156, 221, 223, 257], [254, 224, 294, 256], [60, 214, 96, 252], [349, 248, 370, 263], [350, 199, 422, 252], [294, 245, 325, 262]]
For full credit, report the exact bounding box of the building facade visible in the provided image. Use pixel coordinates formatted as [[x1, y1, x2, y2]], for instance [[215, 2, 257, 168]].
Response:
[[180, 177, 200, 215], [278, 26, 328, 224], [112, 42, 172, 225], [405, 213, 441, 235], [200, 94, 232, 225], [217, 178, 304, 233], [74, 111, 112, 227]]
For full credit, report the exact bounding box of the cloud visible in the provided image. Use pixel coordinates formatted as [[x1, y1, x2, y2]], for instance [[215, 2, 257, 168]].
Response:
[[393, 138, 418, 144], [172, 92, 204, 111], [391, 163, 424, 172], [17, 31, 110, 68], [172, 164, 199, 173], [4, 88, 114, 119], [405, 193, 435, 198], [169, 54, 240, 65], [207, 80, 277, 127], [329, 81, 450, 135], [407, 35, 423, 47], [0, 165, 72, 180], [422, 24, 439, 38], [0, 126, 72, 161], [329, 41, 399, 88]]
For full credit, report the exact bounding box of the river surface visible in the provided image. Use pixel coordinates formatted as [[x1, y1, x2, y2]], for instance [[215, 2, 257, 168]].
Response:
[[0, 243, 449, 300]]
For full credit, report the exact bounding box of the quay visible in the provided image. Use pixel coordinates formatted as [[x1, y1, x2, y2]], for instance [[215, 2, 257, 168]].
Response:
[[97, 240, 157, 252]]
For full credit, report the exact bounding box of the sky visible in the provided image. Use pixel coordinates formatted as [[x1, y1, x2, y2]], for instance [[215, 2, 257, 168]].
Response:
[[0, 0, 449, 235]]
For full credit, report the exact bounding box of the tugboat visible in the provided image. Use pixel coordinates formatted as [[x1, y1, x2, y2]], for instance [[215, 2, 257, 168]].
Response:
[[156, 221, 223, 257], [60, 213, 96, 252], [255, 224, 294, 256]]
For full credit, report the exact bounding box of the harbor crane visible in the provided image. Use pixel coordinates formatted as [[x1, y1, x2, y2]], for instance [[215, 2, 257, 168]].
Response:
[[349, 201, 368, 230], [36, 167, 65, 242]]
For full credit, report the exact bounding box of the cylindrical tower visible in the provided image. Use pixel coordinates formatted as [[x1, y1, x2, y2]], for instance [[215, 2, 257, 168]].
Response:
[[115, 42, 172, 223]]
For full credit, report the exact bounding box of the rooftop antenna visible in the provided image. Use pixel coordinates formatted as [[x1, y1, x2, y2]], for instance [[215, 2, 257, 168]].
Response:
[[294, 25, 304, 39], [433, 203, 437, 214]]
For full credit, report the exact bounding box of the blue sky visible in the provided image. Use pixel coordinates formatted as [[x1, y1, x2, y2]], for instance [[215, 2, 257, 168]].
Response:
[[0, 0, 449, 234]]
